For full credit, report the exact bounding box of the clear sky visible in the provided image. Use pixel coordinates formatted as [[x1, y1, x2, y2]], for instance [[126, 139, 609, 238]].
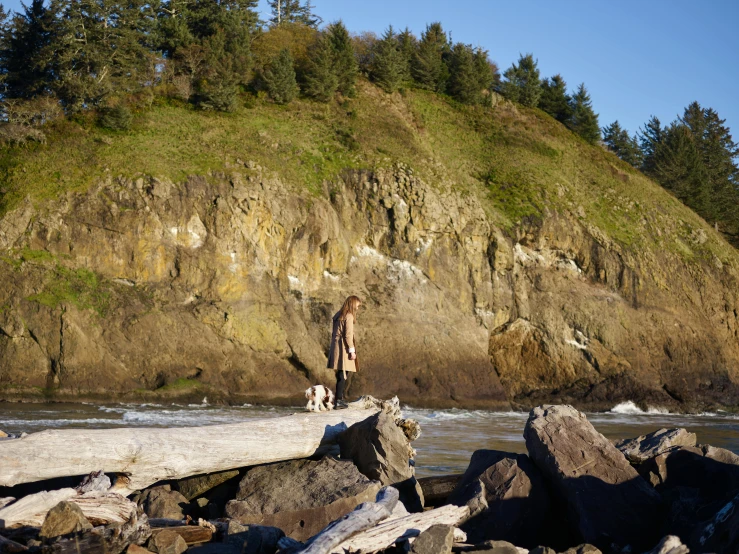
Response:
[[1, 0, 736, 138]]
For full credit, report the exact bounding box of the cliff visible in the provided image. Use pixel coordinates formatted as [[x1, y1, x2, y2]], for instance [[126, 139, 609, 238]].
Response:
[[0, 82, 737, 410]]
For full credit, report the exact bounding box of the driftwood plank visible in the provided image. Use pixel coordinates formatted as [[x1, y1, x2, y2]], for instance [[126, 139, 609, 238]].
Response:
[[69, 492, 137, 525], [330, 505, 470, 554], [151, 525, 213, 545], [0, 489, 77, 528], [297, 487, 399, 554], [0, 400, 383, 492]]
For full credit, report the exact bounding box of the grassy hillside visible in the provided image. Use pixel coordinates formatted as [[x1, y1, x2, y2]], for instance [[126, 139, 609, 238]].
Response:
[[0, 80, 734, 266]]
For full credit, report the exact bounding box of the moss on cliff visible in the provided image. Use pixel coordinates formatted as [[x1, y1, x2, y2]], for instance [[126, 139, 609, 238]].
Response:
[[0, 80, 734, 268]]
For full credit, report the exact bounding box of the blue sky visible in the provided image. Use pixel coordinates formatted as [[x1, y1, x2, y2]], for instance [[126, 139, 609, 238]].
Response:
[[2, 0, 736, 138]]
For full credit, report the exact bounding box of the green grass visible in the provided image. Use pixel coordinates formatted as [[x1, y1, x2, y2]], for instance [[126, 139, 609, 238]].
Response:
[[156, 378, 201, 391], [27, 265, 111, 316], [0, 79, 735, 268]]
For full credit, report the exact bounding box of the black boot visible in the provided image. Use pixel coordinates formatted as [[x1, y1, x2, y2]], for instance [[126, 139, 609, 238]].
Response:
[[335, 399, 348, 409]]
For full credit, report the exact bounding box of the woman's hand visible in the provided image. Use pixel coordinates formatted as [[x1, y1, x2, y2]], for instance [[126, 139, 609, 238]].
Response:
[[349, 352, 357, 361]]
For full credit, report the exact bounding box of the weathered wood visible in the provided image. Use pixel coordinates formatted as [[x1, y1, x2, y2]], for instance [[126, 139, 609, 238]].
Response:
[[416, 475, 463, 506], [297, 487, 399, 554], [0, 488, 77, 528], [0, 400, 384, 492], [330, 505, 470, 554], [151, 525, 212, 545], [69, 492, 137, 525], [0, 500, 14, 511], [75, 471, 111, 494], [0, 534, 28, 553]]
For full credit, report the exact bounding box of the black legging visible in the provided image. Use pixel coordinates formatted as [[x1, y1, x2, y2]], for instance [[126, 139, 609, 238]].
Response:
[[335, 370, 353, 400]]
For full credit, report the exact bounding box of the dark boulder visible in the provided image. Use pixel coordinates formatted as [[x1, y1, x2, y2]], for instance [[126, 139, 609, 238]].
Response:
[[39, 501, 92, 539], [174, 469, 240, 501], [410, 524, 454, 554], [149, 529, 187, 554], [136, 485, 190, 520], [447, 450, 552, 548], [225, 457, 381, 541], [338, 410, 423, 512], [524, 405, 665, 552], [689, 492, 739, 554]]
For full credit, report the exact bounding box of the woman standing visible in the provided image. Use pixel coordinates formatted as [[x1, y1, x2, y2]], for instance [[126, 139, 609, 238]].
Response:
[[328, 295, 362, 409]]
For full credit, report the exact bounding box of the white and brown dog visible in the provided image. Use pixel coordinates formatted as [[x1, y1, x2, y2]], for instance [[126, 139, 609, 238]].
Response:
[[305, 385, 335, 412]]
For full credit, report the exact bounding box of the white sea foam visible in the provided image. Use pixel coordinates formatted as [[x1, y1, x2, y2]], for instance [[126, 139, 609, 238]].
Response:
[[609, 401, 670, 415]]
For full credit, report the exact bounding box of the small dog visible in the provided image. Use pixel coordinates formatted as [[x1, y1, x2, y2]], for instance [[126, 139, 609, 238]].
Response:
[[305, 385, 335, 412]]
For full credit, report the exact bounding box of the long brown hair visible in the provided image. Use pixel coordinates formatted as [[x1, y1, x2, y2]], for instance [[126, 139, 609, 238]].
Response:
[[335, 295, 362, 321]]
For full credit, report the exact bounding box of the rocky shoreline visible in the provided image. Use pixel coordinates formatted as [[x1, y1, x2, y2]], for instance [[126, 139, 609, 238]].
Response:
[[1, 401, 738, 554]]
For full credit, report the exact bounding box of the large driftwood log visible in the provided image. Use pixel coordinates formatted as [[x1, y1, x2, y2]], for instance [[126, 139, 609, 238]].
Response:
[[297, 487, 399, 554], [329, 505, 470, 554], [0, 397, 387, 492], [0, 533, 28, 553]]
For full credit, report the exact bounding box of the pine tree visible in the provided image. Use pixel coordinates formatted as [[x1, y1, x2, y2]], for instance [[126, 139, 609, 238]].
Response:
[[0, 0, 63, 99], [638, 115, 663, 174], [539, 74, 571, 124], [326, 21, 357, 97], [447, 43, 485, 105], [602, 120, 643, 167], [397, 27, 416, 84], [193, 32, 240, 111], [370, 26, 405, 93], [302, 32, 338, 101], [268, 0, 321, 28], [411, 22, 449, 92], [263, 48, 298, 104], [499, 53, 541, 107], [567, 83, 600, 144]]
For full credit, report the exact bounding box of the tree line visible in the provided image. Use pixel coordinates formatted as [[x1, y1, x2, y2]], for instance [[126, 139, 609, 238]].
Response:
[[0, 0, 736, 246]]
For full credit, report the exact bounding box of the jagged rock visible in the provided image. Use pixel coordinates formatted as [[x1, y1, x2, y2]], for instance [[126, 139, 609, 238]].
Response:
[[126, 545, 151, 554], [689, 492, 739, 553], [225, 457, 382, 541], [615, 428, 697, 463], [39, 501, 93, 539], [150, 529, 187, 554], [447, 450, 551, 547], [137, 486, 190, 520], [644, 536, 689, 554], [225, 521, 284, 554], [338, 410, 423, 512], [410, 524, 454, 554], [524, 405, 664, 551], [174, 469, 240, 501], [559, 545, 601, 554]]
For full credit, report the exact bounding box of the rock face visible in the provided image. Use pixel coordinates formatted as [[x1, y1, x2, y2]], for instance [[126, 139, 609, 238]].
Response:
[[447, 450, 551, 548], [1, 164, 738, 408], [174, 470, 240, 501], [690, 492, 739, 553], [410, 524, 454, 554], [136, 486, 190, 520], [524, 405, 665, 551], [40, 501, 92, 538], [225, 457, 382, 541], [615, 428, 697, 463], [338, 410, 423, 511]]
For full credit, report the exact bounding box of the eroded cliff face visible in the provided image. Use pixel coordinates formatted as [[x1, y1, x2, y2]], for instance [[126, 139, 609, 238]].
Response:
[[0, 163, 738, 409]]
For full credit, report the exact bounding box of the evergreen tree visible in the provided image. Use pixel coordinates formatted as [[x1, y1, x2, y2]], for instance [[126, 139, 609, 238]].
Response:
[[539, 74, 571, 124], [638, 115, 663, 174], [602, 120, 643, 167], [268, 0, 321, 28], [473, 47, 496, 98], [263, 48, 298, 104], [397, 27, 416, 84], [370, 26, 405, 93], [499, 53, 541, 107], [326, 20, 357, 97], [0, 0, 61, 98], [411, 22, 449, 92], [193, 32, 240, 111], [567, 83, 600, 144], [302, 32, 338, 101], [447, 43, 490, 105]]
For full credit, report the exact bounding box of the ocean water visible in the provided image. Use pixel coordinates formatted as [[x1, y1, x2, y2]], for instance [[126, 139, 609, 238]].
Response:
[[1, 400, 737, 477]]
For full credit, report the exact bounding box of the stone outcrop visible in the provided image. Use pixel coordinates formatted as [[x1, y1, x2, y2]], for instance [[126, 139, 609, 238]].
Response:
[[225, 457, 382, 541], [447, 450, 552, 548], [615, 428, 697, 463], [524, 405, 665, 551], [0, 163, 738, 408], [338, 410, 423, 511]]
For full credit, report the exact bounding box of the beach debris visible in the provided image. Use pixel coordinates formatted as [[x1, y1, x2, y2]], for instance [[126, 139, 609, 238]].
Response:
[[615, 428, 697, 463], [447, 450, 553, 548], [75, 470, 111, 494], [524, 404, 665, 551]]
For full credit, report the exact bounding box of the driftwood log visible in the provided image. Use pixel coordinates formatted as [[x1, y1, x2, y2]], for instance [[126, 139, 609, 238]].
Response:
[[416, 474, 463, 506], [0, 397, 388, 493], [0, 533, 28, 552], [296, 487, 399, 554], [329, 504, 470, 554]]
